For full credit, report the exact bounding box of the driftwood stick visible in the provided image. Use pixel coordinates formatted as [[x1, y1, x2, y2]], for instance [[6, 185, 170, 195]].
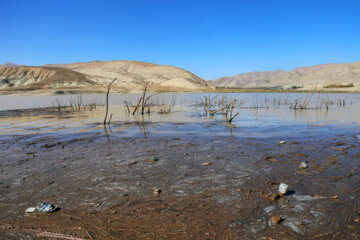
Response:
[[229, 112, 239, 122], [141, 83, 148, 115], [124, 101, 130, 114], [132, 97, 143, 115], [107, 113, 113, 125], [104, 78, 117, 125]]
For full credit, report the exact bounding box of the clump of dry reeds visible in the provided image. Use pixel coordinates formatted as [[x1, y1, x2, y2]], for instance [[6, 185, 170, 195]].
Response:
[[194, 94, 240, 122]]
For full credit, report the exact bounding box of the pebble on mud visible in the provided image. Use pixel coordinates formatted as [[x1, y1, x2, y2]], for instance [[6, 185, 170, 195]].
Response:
[[270, 216, 283, 225], [267, 193, 281, 201], [201, 162, 212, 166], [298, 162, 308, 169], [278, 183, 288, 195], [25, 207, 36, 213], [153, 188, 162, 195]]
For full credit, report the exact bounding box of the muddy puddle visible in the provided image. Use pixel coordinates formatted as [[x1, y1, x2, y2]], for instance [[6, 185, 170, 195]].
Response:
[[0, 93, 360, 239]]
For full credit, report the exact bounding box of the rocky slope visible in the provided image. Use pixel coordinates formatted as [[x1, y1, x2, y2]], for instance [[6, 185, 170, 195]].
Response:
[[0, 60, 213, 92], [212, 61, 360, 91]]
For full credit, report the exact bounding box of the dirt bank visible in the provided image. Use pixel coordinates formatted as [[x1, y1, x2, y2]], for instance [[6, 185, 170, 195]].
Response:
[[1, 125, 359, 239]]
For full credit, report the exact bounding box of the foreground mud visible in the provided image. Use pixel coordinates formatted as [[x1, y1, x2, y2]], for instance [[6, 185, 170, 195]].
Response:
[[0, 122, 359, 240]]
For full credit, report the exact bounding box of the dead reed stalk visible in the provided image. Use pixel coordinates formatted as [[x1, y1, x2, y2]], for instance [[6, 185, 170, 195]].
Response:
[[103, 78, 117, 125]]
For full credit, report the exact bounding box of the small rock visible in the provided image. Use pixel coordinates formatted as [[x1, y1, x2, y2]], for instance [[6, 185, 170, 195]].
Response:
[[298, 162, 308, 169], [25, 207, 36, 213], [278, 183, 288, 195], [153, 188, 161, 195], [183, 152, 188, 156], [0, 224, 13, 230], [267, 193, 281, 201], [270, 216, 283, 225], [201, 162, 212, 166]]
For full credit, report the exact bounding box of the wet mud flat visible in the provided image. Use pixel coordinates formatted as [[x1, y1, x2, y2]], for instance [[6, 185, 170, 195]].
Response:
[[0, 122, 360, 240]]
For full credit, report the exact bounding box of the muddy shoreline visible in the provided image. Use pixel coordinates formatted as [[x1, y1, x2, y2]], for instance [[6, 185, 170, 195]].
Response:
[[1, 119, 360, 239]]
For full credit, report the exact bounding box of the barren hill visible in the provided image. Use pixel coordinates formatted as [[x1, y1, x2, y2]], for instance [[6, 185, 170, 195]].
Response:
[[212, 61, 360, 91], [0, 66, 96, 91], [0, 60, 212, 93], [46, 60, 213, 92]]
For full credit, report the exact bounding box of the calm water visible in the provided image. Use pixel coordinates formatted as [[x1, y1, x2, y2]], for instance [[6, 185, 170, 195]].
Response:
[[0, 93, 359, 139]]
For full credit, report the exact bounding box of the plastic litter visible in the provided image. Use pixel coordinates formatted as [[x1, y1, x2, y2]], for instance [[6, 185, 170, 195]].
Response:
[[25, 202, 59, 214], [151, 156, 158, 162], [37, 202, 59, 213]]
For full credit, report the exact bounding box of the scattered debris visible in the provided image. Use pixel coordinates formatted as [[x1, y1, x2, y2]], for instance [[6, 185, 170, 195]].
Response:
[[299, 162, 308, 169], [331, 147, 347, 152], [347, 167, 358, 177], [201, 162, 212, 166], [266, 193, 281, 201], [153, 188, 162, 195], [270, 216, 283, 225], [278, 183, 288, 195], [25, 207, 36, 213], [264, 155, 279, 162], [25, 202, 59, 214], [37, 202, 59, 213], [37, 231, 86, 240]]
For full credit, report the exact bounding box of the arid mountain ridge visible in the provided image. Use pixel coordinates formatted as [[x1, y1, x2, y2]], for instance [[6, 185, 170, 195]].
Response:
[[0, 60, 212, 93], [1, 60, 360, 93], [212, 60, 360, 91]]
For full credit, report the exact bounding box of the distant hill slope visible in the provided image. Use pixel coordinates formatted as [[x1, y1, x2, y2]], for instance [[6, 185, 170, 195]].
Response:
[[0, 60, 213, 93], [44, 60, 213, 92], [0, 66, 96, 90], [211, 61, 360, 91], [0, 62, 22, 67]]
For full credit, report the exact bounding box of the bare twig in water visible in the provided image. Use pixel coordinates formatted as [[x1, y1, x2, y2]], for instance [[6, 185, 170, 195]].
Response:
[[141, 82, 148, 115], [104, 78, 117, 125]]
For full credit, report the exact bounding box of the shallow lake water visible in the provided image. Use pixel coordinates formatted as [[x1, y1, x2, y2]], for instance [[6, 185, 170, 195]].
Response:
[[0, 92, 359, 140]]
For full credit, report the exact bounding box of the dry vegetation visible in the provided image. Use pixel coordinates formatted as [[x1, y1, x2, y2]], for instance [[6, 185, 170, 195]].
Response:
[[51, 95, 102, 112]]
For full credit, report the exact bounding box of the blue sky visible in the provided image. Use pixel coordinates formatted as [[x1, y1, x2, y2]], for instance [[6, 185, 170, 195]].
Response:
[[1, 0, 360, 79]]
